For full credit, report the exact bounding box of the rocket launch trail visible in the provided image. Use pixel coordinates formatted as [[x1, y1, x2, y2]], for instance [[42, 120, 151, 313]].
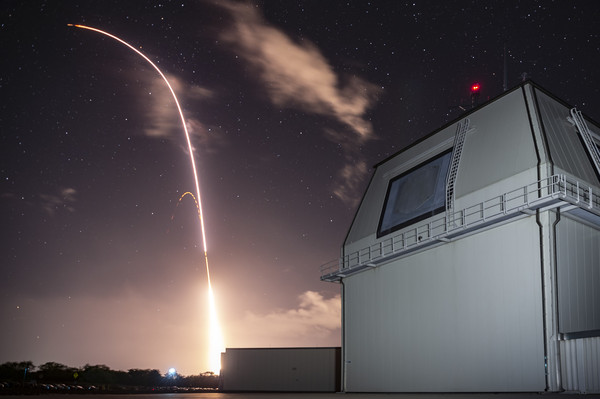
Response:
[[68, 24, 225, 373]]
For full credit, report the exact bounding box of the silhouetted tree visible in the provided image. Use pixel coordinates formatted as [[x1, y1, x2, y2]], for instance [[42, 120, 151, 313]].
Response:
[[37, 362, 77, 383], [0, 361, 219, 391], [127, 368, 162, 387], [80, 364, 115, 385], [0, 361, 34, 382]]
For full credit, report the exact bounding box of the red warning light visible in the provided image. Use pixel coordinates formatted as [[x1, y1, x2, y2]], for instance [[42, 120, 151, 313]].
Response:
[[471, 83, 480, 93]]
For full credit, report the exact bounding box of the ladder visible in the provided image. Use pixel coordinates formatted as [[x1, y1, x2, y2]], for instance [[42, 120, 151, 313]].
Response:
[[570, 108, 600, 177], [446, 118, 470, 212]]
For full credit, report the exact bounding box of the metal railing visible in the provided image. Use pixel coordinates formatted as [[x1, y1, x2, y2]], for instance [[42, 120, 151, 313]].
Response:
[[321, 174, 600, 281]]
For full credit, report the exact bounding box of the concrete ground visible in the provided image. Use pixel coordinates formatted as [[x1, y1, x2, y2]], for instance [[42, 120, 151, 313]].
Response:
[[3, 392, 599, 399], [214, 393, 596, 399]]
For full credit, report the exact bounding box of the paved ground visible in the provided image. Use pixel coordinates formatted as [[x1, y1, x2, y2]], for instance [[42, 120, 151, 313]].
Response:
[[211, 394, 600, 399], [2, 393, 599, 399]]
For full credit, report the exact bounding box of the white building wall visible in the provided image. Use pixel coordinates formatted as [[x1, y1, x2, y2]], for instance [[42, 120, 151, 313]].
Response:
[[344, 217, 546, 392], [344, 87, 541, 264], [334, 82, 600, 393], [455, 88, 539, 200]]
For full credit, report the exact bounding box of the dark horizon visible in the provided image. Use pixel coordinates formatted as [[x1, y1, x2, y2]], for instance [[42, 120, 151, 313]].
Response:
[[0, 360, 219, 393]]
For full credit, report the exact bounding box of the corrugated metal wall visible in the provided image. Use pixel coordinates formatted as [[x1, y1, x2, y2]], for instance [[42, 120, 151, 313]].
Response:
[[560, 337, 600, 393], [535, 89, 599, 185], [555, 215, 600, 333]]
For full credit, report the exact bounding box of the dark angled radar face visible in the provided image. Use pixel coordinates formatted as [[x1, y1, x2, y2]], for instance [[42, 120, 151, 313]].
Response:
[[393, 165, 439, 215], [378, 151, 452, 237]]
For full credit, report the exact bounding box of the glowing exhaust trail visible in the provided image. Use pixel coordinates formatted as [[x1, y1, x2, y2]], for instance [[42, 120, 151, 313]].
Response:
[[172, 192, 202, 221], [68, 24, 225, 373], [167, 192, 201, 234]]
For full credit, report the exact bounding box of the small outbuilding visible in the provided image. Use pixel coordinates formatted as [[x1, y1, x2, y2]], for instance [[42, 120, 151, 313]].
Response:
[[219, 347, 341, 392], [322, 81, 600, 393]]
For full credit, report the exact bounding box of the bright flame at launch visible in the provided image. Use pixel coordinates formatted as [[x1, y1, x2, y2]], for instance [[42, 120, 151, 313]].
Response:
[[173, 192, 225, 373], [69, 24, 225, 373]]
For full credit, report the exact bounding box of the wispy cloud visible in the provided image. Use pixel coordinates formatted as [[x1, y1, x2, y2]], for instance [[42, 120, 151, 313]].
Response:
[[145, 75, 219, 142], [332, 159, 368, 205], [39, 187, 78, 216], [141, 73, 224, 154], [218, 1, 381, 205], [142, 74, 180, 139], [228, 291, 341, 347]]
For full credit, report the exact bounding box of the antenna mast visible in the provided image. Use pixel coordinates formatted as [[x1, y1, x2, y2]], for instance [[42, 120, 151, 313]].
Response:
[[503, 44, 508, 91]]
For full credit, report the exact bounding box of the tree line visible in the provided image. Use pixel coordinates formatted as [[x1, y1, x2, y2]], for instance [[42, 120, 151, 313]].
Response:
[[0, 361, 219, 393]]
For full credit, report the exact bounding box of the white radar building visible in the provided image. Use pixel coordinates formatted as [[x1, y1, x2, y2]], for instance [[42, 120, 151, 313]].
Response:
[[321, 81, 600, 393]]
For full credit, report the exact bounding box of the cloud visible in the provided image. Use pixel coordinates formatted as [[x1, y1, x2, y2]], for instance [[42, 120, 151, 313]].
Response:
[[137, 73, 225, 155], [228, 291, 341, 347], [185, 118, 227, 155], [39, 187, 77, 216], [218, 1, 380, 204], [219, 2, 379, 139], [143, 75, 211, 135], [142, 75, 180, 139], [332, 160, 368, 206]]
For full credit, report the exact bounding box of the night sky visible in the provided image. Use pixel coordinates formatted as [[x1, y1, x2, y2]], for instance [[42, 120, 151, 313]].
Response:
[[2, 1, 599, 376]]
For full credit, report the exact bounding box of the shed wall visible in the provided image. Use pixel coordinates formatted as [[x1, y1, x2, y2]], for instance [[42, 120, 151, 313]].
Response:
[[343, 217, 546, 392], [220, 347, 340, 392]]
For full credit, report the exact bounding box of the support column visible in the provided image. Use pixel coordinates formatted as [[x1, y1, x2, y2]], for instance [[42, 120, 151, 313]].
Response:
[[537, 209, 562, 392]]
